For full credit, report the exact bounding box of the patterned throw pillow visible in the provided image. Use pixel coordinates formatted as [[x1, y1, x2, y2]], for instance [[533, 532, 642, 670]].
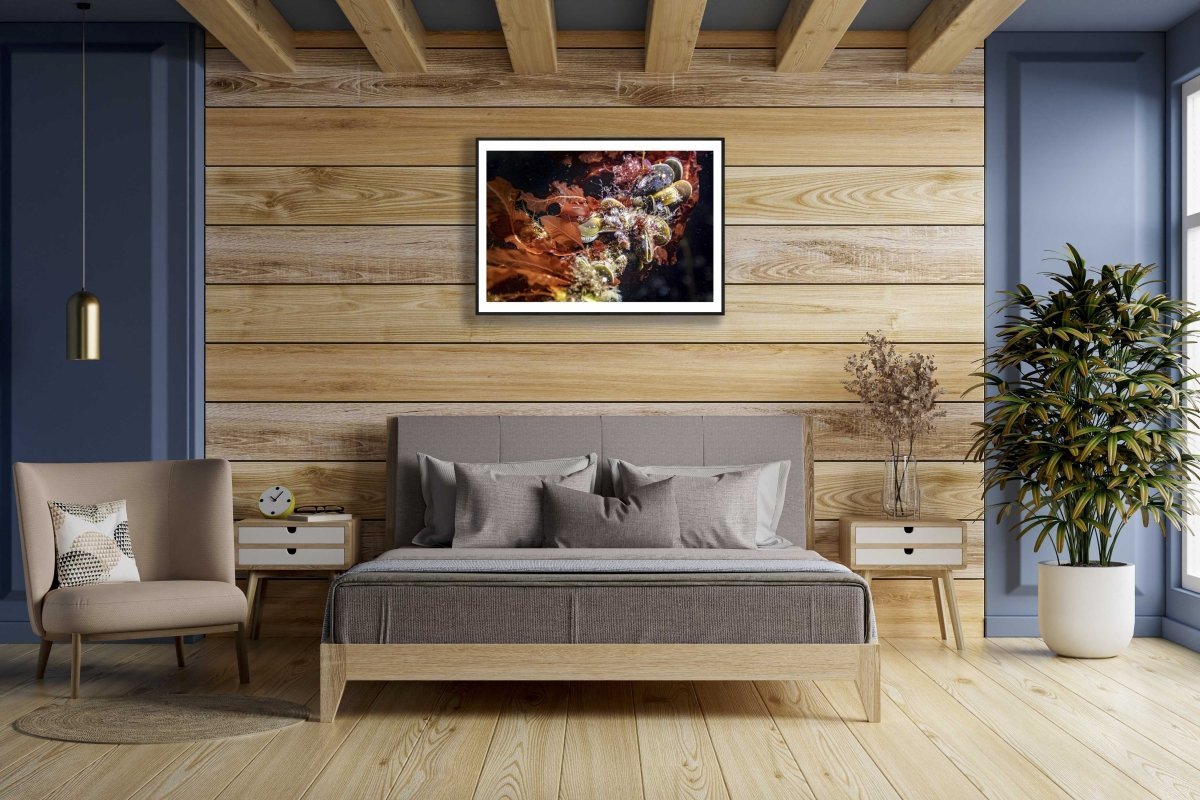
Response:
[[48, 500, 141, 588]]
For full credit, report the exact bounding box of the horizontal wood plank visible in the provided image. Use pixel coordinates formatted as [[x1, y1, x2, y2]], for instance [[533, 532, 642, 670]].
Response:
[[205, 284, 984, 343], [206, 343, 984, 402], [204, 401, 981, 462], [204, 224, 984, 285], [229, 459, 981, 520], [205, 48, 982, 108], [206, 30, 910, 50], [205, 166, 982, 225], [206, 107, 983, 167]]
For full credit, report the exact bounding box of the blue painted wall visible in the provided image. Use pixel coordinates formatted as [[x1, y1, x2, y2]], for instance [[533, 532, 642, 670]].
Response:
[[0, 23, 204, 641], [1163, 10, 1200, 651], [984, 32, 1167, 636]]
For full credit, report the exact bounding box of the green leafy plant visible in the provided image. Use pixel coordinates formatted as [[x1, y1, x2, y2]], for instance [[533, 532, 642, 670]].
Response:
[[969, 245, 1200, 566]]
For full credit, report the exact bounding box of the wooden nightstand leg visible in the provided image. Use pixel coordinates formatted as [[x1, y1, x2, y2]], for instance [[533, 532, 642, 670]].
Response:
[[940, 570, 965, 651], [932, 577, 947, 640], [245, 570, 262, 641], [252, 577, 268, 640]]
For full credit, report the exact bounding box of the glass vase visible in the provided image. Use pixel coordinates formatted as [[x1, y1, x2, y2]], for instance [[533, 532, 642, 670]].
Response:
[[882, 455, 920, 518]]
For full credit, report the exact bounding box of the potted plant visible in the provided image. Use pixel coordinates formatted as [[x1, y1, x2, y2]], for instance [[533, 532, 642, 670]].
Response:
[[970, 245, 1200, 657]]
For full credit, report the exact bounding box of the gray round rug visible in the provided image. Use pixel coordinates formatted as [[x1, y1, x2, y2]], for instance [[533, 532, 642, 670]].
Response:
[[14, 695, 309, 743]]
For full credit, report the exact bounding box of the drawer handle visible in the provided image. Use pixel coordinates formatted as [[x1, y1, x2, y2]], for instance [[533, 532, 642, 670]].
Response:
[[286, 547, 297, 555], [903, 547, 914, 555], [903, 526, 914, 534], [286, 526, 297, 534]]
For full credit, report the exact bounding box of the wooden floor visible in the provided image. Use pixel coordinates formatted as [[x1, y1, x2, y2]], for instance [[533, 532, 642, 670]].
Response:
[[0, 637, 1197, 799]]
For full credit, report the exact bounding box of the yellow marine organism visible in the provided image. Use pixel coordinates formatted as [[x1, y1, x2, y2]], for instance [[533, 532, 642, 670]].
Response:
[[651, 180, 693, 207], [578, 213, 603, 243]]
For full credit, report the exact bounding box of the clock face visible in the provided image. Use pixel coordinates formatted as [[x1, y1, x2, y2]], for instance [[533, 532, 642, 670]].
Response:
[[258, 485, 295, 519]]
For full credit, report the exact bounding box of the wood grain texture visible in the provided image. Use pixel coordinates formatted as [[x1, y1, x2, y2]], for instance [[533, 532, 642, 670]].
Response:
[[333, 0, 427, 73], [908, 0, 1022, 73], [776, 0, 869, 72], [632, 682, 730, 800], [228, 459, 981, 520], [205, 106, 984, 166], [179, 0, 295, 73], [495, 0, 557, 73], [472, 682, 568, 799], [206, 284, 984, 344], [645, 0, 707, 73], [204, 224, 983, 285], [204, 401, 982, 462], [207, 343, 984, 403], [205, 48, 982, 108], [205, 29, 909, 49], [559, 683, 643, 800]]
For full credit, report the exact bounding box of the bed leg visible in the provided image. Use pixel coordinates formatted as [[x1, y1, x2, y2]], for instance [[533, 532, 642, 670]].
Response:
[[319, 644, 347, 723], [858, 644, 881, 723]]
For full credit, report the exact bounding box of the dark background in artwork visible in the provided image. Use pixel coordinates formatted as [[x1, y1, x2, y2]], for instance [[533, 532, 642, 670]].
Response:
[[484, 148, 715, 303]]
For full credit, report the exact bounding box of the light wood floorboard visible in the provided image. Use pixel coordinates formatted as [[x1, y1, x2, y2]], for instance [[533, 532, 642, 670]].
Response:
[[0, 637, 1196, 800]]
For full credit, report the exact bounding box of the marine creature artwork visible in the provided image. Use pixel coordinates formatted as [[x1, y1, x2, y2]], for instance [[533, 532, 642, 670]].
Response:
[[477, 139, 724, 314]]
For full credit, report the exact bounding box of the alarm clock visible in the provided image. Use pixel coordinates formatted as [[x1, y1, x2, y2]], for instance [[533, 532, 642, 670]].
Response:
[[258, 485, 296, 519]]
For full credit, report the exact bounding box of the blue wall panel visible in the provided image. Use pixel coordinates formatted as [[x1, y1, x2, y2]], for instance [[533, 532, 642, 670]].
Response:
[[985, 33, 1166, 636], [0, 23, 203, 641]]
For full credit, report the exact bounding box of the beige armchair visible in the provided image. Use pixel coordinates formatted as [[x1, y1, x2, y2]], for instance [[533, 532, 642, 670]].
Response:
[[12, 459, 249, 697]]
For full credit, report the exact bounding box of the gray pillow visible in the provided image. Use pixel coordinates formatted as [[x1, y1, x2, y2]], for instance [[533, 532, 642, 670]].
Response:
[[618, 462, 760, 549], [609, 458, 793, 548], [452, 461, 598, 548], [414, 451, 598, 546], [544, 478, 681, 549]]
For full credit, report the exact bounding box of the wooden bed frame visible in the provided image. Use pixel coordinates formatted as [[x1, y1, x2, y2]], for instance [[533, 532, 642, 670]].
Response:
[[318, 415, 881, 723]]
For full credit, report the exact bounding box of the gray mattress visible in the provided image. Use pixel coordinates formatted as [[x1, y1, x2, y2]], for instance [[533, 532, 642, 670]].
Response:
[[323, 548, 874, 645]]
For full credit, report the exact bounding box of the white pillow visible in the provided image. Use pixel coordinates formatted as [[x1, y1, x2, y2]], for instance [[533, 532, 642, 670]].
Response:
[[48, 500, 141, 588], [608, 458, 793, 548]]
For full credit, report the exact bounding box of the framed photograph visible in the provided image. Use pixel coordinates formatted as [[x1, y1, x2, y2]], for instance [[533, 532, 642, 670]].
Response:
[[477, 138, 724, 314]]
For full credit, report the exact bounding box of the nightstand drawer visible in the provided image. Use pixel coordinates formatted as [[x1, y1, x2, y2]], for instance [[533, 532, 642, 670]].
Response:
[[855, 547, 964, 567], [237, 525, 346, 545], [855, 525, 963, 545], [238, 547, 347, 567]]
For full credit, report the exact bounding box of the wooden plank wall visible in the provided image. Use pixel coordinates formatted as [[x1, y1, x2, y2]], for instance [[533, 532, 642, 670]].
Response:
[[204, 39, 985, 637]]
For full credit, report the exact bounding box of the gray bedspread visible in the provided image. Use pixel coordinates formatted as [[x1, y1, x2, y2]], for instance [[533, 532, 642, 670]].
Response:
[[323, 547, 875, 645]]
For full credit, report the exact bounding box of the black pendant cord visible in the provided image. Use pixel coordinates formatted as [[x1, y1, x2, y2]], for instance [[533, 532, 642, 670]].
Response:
[[79, 2, 88, 292]]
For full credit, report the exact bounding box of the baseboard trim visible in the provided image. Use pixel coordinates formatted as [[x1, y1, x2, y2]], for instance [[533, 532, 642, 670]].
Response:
[[986, 615, 1163, 637], [1163, 617, 1200, 652]]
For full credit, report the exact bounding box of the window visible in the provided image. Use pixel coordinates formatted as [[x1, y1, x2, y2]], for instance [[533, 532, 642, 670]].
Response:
[[1183, 75, 1200, 592]]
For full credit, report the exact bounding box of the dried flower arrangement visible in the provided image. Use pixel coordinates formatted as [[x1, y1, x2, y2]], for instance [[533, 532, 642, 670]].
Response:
[[843, 332, 946, 459]]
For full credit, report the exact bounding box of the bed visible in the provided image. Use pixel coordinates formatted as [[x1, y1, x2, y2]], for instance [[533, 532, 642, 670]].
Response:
[[319, 415, 879, 722]]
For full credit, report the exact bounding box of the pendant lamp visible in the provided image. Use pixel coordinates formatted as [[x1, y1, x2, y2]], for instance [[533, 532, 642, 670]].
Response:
[[67, 2, 98, 361]]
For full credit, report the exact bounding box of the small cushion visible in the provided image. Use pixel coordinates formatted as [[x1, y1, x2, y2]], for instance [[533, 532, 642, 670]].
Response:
[[41, 580, 247, 636], [414, 452, 598, 547], [452, 461, 598, 547], [48, 500, 141, 588], [609, 459, 793, 548], [544, 479, 681, 548], [618, 463, 760, 549]]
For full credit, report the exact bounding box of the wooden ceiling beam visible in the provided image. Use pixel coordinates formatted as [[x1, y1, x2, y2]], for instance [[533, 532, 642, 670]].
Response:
[[494, 0, 557, 73], [645, 0, 707, 73], [334, 0, 427, 72], [177, 0, 294, 72], [776, 0, 870, 72], [907, 0, 1024, 72]]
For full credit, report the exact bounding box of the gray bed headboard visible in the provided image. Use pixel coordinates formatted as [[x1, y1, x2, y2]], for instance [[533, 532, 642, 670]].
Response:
[[386, 415, 815, 549]]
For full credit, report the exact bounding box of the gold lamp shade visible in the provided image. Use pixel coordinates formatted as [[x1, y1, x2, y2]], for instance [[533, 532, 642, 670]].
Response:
[[67, 290, 100, 360]]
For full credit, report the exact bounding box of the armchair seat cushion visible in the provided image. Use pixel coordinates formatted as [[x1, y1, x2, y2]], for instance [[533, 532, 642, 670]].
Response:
[[42, 580, 247, 636]]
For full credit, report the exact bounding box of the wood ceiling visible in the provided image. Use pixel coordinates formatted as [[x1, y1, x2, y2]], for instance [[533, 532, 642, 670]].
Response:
[[184, 0, 1023, 75]]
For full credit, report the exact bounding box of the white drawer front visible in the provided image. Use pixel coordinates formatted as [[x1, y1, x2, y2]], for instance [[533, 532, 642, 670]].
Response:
[[855, 547, 963, 567], [855, 525, 962, 545], [238, 547, 346, 567], [238, 525, 345, 545]]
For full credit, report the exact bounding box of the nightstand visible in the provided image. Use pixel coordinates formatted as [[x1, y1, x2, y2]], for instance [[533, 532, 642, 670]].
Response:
[[235, 517, 360, 638], [839, 516, 967, 650]]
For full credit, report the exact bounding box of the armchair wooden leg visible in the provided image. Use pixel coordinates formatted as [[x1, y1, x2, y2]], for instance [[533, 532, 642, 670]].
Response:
[[70, 634, 82, 699], [175, 636, 186, 668], [235, 623, 250, 684], [36, 639, 52, 680]]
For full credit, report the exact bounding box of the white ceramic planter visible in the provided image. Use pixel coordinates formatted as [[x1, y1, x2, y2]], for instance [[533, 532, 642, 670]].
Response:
[[1038, 561, 1135, 658]]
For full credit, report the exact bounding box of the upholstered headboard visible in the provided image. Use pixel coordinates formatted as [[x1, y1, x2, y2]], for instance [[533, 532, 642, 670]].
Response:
[[386, 415, 815, 549]]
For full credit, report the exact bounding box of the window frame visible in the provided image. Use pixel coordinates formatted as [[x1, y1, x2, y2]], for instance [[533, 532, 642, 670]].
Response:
[[1182, 74, 1200, 592]]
